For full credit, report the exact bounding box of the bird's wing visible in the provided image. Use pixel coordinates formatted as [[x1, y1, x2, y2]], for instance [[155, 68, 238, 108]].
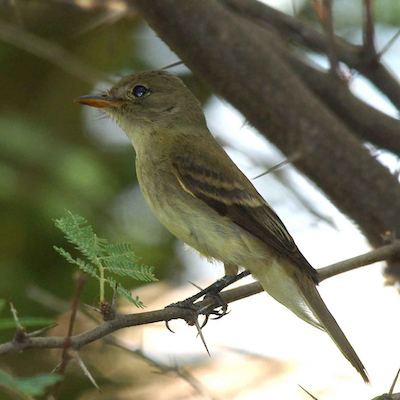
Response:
[[171, 143, 317, 281]]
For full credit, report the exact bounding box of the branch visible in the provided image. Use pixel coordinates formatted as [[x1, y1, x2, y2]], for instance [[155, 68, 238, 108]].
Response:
[[282, 55, 400, 155], [215, 3, 400, 155], [223, 0, 400, 111], [1, 240, 399, 356], [131, 0, 400, 252], [317, 240, 400, 282]]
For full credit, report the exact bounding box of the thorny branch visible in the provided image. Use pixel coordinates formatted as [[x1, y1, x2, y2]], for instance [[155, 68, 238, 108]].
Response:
[[1, 240, 400, 356], [223, 0, 400, 109]]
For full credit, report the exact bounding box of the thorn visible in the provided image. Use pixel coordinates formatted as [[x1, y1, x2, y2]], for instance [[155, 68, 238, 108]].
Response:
[[9, 298, 22, 330], [9, 297, 26, 342], [73, 351, 102, 394], [252, 152, 301, 180], [51, 362, 62, 374], [378, 29, 400, 59], [188, 281, 203, 291], [240, 118, 250, 131], [162, 60, 184, 70], [194, 318, 210, 357], [298, 384, 319, 399], [84, 304, 102, 313], [27, 323, 58, 337], [389, 365, 400, 395]]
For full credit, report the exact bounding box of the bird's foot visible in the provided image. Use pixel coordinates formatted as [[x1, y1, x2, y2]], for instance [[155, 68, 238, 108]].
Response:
[[164, 296, 219, 333], [165, 270, 250, 331]]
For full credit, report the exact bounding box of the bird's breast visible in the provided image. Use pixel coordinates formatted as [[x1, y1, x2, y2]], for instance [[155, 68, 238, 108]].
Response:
[[135, 156, 268, 266]]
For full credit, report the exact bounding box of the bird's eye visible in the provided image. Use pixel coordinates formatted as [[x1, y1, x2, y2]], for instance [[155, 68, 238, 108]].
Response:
[[132, 85, 149, 98]]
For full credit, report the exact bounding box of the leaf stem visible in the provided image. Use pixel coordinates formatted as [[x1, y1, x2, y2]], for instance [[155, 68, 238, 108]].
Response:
[[99, 262, 105, 303]]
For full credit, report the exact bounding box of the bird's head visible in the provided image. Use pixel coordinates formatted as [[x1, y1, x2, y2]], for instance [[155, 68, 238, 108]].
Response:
[[75, 70, 206, 150]]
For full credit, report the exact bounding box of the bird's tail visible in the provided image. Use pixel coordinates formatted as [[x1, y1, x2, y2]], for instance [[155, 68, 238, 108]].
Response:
[[299, 276, 369, 383], [253, 258, 369, 383]]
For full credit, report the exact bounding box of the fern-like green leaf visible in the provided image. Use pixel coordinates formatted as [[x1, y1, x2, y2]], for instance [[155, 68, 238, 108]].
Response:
[[103, 243, 140, 263], [117, 285, 145, 309], [53, 246, 99, 279], [54, 211, 157, 308], [54, 211, 107, 264], [107, 276, 117, 288], [78, 263, 99, 279], [105, 277, 145, 308], [105, 262, 157, 282]]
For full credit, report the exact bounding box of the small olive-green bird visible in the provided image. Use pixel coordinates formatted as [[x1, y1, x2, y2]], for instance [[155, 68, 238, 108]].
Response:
[[75, 70, 368, 382]]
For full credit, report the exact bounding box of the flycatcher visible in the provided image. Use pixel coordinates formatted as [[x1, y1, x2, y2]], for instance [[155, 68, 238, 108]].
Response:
[[75, 70, 368, 382]]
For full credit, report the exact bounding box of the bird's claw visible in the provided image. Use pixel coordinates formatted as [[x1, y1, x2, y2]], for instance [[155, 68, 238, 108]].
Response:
[[164, 299, 201, 332], [204, 291, 229, 319], [165, 320, 175, 333], [164, 290, 229, 332]]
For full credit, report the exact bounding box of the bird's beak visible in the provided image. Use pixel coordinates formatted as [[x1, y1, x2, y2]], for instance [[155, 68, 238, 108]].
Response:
[[74, 95, 129, 108]]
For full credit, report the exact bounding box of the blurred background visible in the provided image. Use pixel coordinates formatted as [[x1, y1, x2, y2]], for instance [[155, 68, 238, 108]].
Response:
[[1, 0, 400, 399]]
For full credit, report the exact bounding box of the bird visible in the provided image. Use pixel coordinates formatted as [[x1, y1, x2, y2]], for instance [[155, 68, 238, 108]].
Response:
[[75, 69, 368, 383]]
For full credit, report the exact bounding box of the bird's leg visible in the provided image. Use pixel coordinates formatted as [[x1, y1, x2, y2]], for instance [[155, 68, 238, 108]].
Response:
[[165, 268, 250, 332], [167, 268, 251, 314], [199, 263, 240, 319]]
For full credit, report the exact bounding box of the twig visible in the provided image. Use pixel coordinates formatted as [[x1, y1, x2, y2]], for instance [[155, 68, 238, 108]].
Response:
[[26, 286, 219, 400], [281, 54, 400, 156], [223, 0, 400, 110], [105, 333, 220, 399], [0, 240, 399, 357], [379, 29, 400, 59], [162, 60, 185, 70], [298, 384, 318, 399], [318, 240, 400, 282], [51, 273, 87, 398], [390, 366, 400, 395], [252, 152, 302, 180], [135, 346, 220, 400], [362, 0, 376, 60], [321, 0, 340, 76]]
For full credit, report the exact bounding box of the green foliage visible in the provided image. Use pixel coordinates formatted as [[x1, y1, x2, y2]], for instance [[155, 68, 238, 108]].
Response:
[[0, 370, 62, 396], [54, 211, 157, 308]]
